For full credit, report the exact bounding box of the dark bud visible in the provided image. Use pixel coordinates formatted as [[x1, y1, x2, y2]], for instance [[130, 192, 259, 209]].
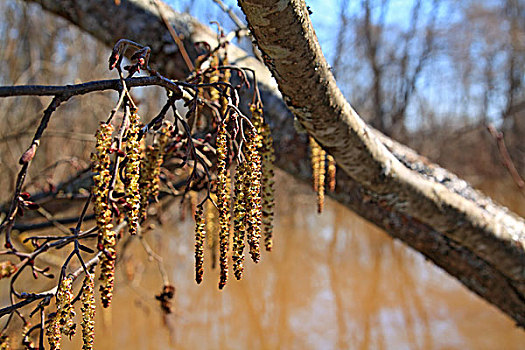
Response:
[[109, 51, 119, 70], [19, 143, 37, 164], [20, 192, 31, 200]]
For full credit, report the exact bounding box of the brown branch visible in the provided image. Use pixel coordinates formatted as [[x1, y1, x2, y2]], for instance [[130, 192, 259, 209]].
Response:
[[0, 252, 101, 318], [153, 0, 194, 72], [487, 123, 525, 197], [0, 76, 180, 98]]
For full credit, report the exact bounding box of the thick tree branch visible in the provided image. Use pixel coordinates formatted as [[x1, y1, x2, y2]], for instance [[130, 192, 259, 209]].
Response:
[[21, 0, 525, 326]]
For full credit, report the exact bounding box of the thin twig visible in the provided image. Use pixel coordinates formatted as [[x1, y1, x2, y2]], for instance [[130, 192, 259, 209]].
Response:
[[487, 123, 525, 197], [153, 0, 194, 72]]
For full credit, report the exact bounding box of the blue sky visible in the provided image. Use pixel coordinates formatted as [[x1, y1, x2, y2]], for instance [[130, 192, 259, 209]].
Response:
[[164, 0, 509, 127]]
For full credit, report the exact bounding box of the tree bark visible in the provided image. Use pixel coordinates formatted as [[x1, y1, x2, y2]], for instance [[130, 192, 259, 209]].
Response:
[[22, 0, 525, 327]]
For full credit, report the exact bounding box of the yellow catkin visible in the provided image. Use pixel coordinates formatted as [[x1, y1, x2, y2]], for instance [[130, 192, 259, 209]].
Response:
[[80, 273, 96, 350], [327, 154, 336, 192], [205, 194, 219, 269], [309, 137, 326, 213], [251, 104, 275, 251], [309, 137, 321, 192], [317, 148, 326, 213], [139, 123, 170, 221], [209, 57, 221, 103], [216, 124, 230, 289], [232, 162, 247, 280], [194, 206, 206, 284], [47, 276, 76, 350], [244, 127, 262, 263], [0, 261, 17, 279], [0, 335, 9, 350], [91, 122, 117, 308], [21, 324, 35, 349], [125, 109, 142, 235]]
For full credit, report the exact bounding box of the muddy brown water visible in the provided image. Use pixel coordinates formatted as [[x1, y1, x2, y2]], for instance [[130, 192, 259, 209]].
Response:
[[4, 173, 525, 349]]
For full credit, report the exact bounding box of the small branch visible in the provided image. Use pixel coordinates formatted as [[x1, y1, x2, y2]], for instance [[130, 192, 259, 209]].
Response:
[[487, 123, 525, 197], [0, 76, 181, 98], [153, 0, 194, 72], [0, 253, 101, 318]]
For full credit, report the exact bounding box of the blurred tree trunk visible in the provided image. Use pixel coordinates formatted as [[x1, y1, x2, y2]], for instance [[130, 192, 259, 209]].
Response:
[[23, 0, 525, 327]]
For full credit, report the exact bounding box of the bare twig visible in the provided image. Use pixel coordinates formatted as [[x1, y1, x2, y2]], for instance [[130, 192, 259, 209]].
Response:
[[0, 76, 181, 98], [487, 123, 525, 197], [153, 0, 194, 72]]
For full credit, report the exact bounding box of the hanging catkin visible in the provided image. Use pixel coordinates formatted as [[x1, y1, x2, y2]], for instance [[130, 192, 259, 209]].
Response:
[[91, 122, 117, 308], [194, 205, 206, 284], [310, 137, 321, 192], [327, 154, 336, 192], [232, 162, 248, 280], [309, 137, 326, 213], [125, 108, 142, 235], [205, 194, 219, 269], [47, 276, 76, 350], [317, 148, 326, 213], [216, 124, 230, 289], [251, 104, 275, 251], [80, 273, 96, 350], [244, 127, 262, 263]]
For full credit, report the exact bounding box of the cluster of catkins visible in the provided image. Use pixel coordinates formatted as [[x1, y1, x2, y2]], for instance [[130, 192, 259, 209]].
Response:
[[43, 109, 170, 349], [45, 273, 96, 350], [91, 111, 170, 308], [46, 276, 76, 349], [194, 104, 275, 289], [309, 137, 336, 213]]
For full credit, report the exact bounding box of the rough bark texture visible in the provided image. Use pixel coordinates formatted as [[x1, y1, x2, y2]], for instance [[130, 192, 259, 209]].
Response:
[[22, 0, 525, 326]]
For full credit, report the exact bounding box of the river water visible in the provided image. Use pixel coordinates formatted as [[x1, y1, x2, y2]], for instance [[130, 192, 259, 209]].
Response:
[[46, 173, 525, 349]]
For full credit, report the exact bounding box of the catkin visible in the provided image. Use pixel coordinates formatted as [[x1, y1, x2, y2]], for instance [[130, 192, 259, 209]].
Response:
[[21, 324, 35, 350], [47, 276, 76, 350], [251, 104, 275, 251], [0, 261, 17, 279], [0, 335, 9, 350], [139, 123, 170, 221], [309, 137, 326, 213], [327, 154, 336, 192], [244, 127, 262, 263], [80, 273, 96, 350], [205, 194, 219, 269], [92, 122, 117, 308], [317, 148, 326, 213], [216, 124, 230, 289], [125, 109, 142, 235], [310, 136, 321, 192], [232, 162, 247, 280], [194, 206, 206, 284]]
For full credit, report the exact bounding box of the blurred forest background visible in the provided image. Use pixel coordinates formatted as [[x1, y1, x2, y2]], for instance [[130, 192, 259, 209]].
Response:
[[2, 0, 524, 204], [169, 0, 525, 181], [1, 0, 525, 349]]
